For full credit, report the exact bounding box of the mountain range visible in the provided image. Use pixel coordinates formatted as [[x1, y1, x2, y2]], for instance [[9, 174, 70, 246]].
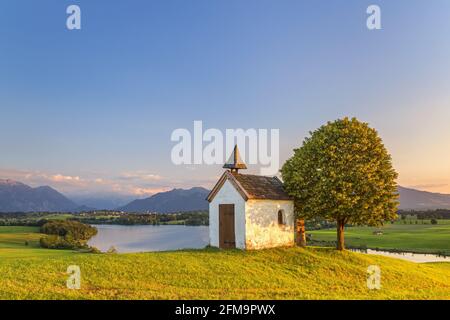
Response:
[[69, 194, 136, 211], [1, 178, 450, 213], [0, 179, 79, 212], [397, 186, 450, 210], [118, 187, 209, 213], [0, 179, 210, 213]]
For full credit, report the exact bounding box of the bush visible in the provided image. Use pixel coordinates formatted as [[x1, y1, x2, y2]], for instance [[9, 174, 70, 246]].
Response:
[[89, 246, 101, 253], [40, 235, 76, 249], [431, 219, 438, 225], [41, 220, 97, 240], [40, 220, 97, 250], [106, 246, 118, 254]]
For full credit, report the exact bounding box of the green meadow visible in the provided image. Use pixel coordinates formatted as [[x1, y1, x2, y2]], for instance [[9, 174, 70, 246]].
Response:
[[0, 226, 449, 300], [308, 220, 450, 256]]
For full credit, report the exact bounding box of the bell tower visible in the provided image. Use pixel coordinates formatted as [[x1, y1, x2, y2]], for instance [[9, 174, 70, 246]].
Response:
[[223, 145, 247, 174]]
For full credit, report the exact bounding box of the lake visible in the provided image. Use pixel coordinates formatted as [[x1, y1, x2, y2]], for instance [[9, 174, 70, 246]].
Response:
[[351, 248, 450, 263], [88, 224, 209, 253], [89, 225, 449, 263]]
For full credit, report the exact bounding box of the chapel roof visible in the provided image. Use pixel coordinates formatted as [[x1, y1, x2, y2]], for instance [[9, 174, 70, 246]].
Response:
[[206, 171, 292, 202]]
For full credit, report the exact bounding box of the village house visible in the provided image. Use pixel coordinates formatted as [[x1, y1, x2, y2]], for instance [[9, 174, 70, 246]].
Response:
[[207, 146, 296, 250]]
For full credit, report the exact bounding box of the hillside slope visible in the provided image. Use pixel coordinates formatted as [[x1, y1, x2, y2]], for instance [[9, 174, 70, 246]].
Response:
[[0, 227, 449, 299]]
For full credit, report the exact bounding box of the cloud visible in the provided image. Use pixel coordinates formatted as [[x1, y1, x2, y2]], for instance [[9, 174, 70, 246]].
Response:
[[0, 169, 92, 193], [117, 172, 163, 181], [0, 168, 206, 198], [51, 174, 81, 182], [132, 187, 171, 196]]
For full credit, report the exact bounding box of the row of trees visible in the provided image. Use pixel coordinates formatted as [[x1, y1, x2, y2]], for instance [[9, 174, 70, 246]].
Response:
[[282, 117, 399, 250], [72, 211, 208, 226], [398, 209, 450, 220], [0, 211, 209, 227]]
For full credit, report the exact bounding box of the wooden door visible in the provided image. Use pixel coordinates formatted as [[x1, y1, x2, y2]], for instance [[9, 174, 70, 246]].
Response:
[[219, 204, 235, 249]]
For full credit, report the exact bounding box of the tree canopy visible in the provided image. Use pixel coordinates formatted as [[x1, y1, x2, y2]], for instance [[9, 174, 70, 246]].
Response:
[[281, 117, 399, 250]]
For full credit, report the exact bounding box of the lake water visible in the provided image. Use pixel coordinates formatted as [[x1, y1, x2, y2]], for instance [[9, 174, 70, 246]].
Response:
[[88, 224, 209, 253], [89, 225, 449, 263], [351, 249, 450, 263]]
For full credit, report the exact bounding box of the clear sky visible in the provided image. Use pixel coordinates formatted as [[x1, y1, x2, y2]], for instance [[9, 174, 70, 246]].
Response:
[[1, 0, 450, 198]]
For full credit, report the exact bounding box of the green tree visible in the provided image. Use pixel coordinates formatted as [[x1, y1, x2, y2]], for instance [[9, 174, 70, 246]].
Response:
[[40, 220, 97, 250], [281, 118, 399, 250]]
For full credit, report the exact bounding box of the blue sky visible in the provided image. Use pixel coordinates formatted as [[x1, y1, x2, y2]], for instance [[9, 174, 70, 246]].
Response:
[[1, 0, 450, 198]]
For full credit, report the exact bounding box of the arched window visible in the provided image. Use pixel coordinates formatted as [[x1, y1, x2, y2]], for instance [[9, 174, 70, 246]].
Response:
[[278, 210, 285, 225]]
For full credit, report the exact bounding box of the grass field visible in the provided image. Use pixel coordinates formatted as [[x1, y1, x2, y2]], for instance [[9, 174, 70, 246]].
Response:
[[308, 220, 450, 255], [0, 226, 449, 299]]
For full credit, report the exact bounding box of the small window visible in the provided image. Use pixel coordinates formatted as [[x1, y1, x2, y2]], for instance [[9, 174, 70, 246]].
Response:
[[278, 210, 285, 225]]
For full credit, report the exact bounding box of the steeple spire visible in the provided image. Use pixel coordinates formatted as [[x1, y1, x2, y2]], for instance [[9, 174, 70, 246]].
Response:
[[223, 145, 247, 173]]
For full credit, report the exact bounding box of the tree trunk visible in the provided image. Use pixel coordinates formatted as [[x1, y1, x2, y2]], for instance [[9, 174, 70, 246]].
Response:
[[337, 220, 345, 251], [296, 219, 306, 247]]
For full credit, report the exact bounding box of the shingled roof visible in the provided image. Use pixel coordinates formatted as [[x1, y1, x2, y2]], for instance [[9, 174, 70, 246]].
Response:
[[207, 171, 292, 202]]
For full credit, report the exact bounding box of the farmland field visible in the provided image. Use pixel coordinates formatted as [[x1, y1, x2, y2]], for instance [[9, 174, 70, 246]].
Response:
[[0, 226, 449, 300], [308, 220, 450, 255]]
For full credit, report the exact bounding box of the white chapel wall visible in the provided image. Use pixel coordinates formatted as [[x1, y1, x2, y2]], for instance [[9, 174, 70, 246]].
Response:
[[209, 179, 246, 249], [245, 200, 295, 249]]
